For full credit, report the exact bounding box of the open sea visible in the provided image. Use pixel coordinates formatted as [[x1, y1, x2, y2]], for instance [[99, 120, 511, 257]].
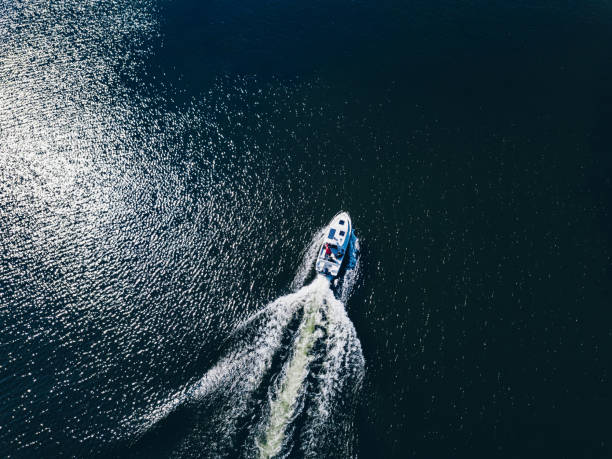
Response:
[[1, 0, 611, 457]]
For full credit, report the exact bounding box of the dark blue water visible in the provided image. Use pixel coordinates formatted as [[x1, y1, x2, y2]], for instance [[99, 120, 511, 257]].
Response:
[[1, 0, 611, 457]]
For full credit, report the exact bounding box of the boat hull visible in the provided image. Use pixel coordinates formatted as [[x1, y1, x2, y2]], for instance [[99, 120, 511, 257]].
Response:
[[315, 212, 352, 279]]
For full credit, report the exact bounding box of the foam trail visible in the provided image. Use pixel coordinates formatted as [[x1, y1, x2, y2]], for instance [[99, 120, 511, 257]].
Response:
[[127, 229, 364, 458], [300, 290, 365, 457], [257, 276, 329, 458]]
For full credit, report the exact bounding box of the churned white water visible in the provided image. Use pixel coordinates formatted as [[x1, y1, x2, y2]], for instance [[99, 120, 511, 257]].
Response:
[[132, 229, 364, 458], [257, 276, 331, 458]]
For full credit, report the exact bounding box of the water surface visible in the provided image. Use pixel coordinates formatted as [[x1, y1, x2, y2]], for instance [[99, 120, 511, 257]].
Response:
[[1, 0, 611, 457]]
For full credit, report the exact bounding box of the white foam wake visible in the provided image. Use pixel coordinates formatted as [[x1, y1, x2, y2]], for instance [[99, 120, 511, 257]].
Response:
[[257, 276, 330, 458], [129, 230, 364, 458]]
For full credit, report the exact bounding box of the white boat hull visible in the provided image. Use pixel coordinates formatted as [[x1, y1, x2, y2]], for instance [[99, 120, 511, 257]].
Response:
[[315, 212, 352, 279]]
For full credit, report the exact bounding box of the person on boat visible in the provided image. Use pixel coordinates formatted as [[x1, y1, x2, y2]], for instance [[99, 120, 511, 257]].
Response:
[[324, 243, 336, 261]]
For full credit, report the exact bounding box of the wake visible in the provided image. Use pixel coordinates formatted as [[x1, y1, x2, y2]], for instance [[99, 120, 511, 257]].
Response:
[[129, 231, 364, 458]]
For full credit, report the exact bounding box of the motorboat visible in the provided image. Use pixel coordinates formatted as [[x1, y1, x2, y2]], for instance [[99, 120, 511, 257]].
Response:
[[315, 212, 352, 280]]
